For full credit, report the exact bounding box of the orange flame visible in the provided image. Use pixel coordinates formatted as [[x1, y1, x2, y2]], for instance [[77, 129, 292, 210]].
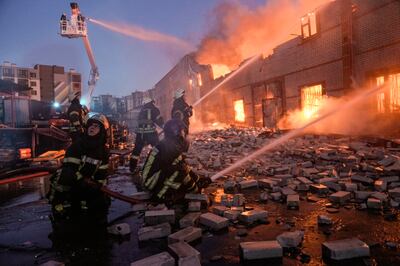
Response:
[[211, 64, 231, 79], [234, 99, 245, 122]]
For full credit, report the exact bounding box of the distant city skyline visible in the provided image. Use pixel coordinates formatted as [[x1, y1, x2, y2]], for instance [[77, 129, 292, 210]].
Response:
[[0, 0, 264, 97]]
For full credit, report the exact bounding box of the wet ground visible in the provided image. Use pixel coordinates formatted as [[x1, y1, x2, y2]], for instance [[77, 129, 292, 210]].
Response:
[[0, 170, 400, 265]]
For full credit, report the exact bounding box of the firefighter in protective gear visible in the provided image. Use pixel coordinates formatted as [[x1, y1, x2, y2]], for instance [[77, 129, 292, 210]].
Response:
[[67, 91, 87, 143], [130, 97, 164, 173], [141, 119, 211, 205], [47, 112, 111, 229], [171, 88, 192, 135]]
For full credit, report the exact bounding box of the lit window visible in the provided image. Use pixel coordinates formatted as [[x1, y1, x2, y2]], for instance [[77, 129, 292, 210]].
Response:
[[234, 99, 245, 122], [197, 73, 202, 86], [301, 12, 317, 39], [301, 84, 324, 118], [389, 73, 400, 112], [376, 76, 385, 113]]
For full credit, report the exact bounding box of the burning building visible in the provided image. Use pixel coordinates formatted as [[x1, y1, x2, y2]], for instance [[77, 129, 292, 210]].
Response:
[[152, 53, 213, 123], [153, 0, 400, 133]]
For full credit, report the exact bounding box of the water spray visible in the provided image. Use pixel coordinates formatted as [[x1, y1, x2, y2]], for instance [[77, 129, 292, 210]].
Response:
[[192, 55, 260, 107], [87, 18, 193, 50], [210, 83, 385, 181]]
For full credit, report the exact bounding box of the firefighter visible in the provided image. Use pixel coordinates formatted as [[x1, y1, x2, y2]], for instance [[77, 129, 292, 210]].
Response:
[[47, 113, 111, 231], [67, 91, 87, 143], [141, 119, 211, 205], [129, 97, 164, 173], [171, 88, 193, 135]]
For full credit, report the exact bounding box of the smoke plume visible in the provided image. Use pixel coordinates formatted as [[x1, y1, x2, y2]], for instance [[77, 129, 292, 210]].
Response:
[[196, 0, 329, 68], [278, 85, 399, 137]]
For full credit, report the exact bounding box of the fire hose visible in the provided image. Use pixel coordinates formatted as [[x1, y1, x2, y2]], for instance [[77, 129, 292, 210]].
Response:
[[0, 169, 144, 205]]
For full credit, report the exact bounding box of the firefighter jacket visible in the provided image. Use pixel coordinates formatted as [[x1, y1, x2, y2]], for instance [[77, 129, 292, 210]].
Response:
[[136, 102, 163, 134], [48, 138, 109, 215], [171, 97, 192, 128], [141, 138, 200, 203], [67, 99, 85, 133]]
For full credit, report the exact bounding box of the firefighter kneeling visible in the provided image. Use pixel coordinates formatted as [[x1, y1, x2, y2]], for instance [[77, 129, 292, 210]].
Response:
[[47, 113, 111, 233], [141, 119, 211, 205]]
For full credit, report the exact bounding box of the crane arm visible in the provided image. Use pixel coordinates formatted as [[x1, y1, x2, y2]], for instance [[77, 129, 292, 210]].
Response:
[[82, 35, 99, 99]]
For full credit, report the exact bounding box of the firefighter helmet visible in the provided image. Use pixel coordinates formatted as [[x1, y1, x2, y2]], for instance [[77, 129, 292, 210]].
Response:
[[85, 112, 110, 130], [174, 88, 185, 99], [142, 97, 153, 105]]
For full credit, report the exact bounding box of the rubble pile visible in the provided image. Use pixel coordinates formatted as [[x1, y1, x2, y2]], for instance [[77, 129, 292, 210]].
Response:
[[130, 127, 400, 264]]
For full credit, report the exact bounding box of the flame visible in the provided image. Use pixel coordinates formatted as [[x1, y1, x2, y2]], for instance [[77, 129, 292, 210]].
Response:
[[301, 84, 324, 119], [211, 64, 231, 79], [197, 73, 203, 86], [234, 99, 245, 122]]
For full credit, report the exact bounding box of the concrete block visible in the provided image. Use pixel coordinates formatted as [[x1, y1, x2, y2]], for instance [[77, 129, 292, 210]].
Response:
[[260, 191, 269, 201], [270, 192, 282, 201], [287, 194, 300, 209], [310, 184, 329, 195], [355, 191, 373, 200], [371, 192, 388, 202], [232, 194, 246, 206], [318, 215, 333, 225], [324, 182, 342, 192], [188, 201, 201, 212], [344, 183, 358, 192], [224, 180, 236, 192], [389, 187, 400, 198], [107, 223, 131, 236], [168, 241, 201, 266], [211, 205, 228, 216], [322, 238, 370, 260], [240, 241, 283, 260], [367, 198, 382, 209], [329, 191, 351, 204], [318, 177, 337, 184], [239, 179, 258, 189], [224, 210, 240, 221], [280, 187, 297, 196], [179, 212, 201, 229], [145, 210, 175, 225], [351, 175, 374, 184], [199, 212, 229, 230], [130, 252, 175, 266], [238, 210, 268, 224], [184, 193, 209, 204], [138, 223, 171, 241], [168, 226, 202, 244], [296, 176, 313, 184], [380, 176, 399, 183], [258, 178, 277, 189], [276, 231, 304, 247], [301, 161, 313, 168]]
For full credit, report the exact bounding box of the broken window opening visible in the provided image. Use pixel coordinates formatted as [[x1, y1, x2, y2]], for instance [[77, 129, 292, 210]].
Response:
[[376, 76, 385, 113], [389, 73, 400, 112], [301, 12, 318, 39], [301, 84, 324, 118], [234, 99, 245, 122]]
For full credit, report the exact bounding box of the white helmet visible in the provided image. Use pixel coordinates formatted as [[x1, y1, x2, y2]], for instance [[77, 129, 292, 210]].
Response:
[[174, 88, 185, 99], [142, 97, 153, 105]]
